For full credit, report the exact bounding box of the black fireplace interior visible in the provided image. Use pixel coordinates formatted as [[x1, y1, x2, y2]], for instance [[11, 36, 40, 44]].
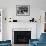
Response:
[[14, 31, 31, 44]]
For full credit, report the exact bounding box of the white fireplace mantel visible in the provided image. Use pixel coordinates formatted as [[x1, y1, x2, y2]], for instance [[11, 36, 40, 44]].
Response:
[[12, 28, 31, 31], [6, 22, 37, 44], [12, 22, 37, 39]]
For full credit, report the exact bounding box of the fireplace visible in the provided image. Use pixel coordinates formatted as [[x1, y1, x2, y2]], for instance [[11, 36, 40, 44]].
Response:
[[14, 31, 31, 44]]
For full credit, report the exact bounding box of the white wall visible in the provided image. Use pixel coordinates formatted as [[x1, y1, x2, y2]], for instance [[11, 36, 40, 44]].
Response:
[[36, 10, 45, 39], [2, 9, 8, 40], [0, 0, 46, 11]]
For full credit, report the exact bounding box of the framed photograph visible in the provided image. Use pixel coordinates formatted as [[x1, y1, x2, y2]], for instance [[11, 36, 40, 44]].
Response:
[[0, 9, 2, 32], [0, 17, 1, 32], [16, 5, 30, 16], [0, 11, 1, 16]]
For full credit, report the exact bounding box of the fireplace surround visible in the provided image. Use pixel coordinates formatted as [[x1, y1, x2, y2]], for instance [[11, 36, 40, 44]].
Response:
[[14, 31, 31, 44], [12, 28, 31, 44]]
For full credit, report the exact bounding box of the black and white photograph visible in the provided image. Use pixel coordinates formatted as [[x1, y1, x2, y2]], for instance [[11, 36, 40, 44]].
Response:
[[16, 5, 30, 16]]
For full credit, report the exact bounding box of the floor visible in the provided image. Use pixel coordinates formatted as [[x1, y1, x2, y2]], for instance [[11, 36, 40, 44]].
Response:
[[12, 44, 29, 46]]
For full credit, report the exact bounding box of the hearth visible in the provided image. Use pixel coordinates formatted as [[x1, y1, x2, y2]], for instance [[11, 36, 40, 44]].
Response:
[[14, 31, 31, 44]]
